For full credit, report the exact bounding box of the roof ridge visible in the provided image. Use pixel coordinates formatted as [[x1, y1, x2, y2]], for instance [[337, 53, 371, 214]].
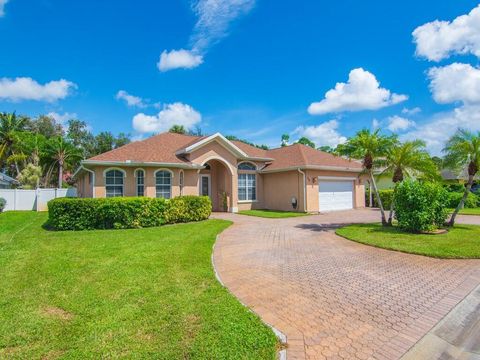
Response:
[[295, 143, 309, 165]]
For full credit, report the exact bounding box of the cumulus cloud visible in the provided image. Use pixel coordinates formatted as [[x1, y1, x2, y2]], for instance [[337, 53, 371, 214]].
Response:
[[157, 49, 204, 72], [308, 68, 407, 115], [293, 120, 347, 148], [387, 115, 415, 132], [159, 0, 255, 71], [402, 105, 480, 155], [116, 90, 147, 108], [428, 63, 480, 104], [402, 107, 421, 115], [132, 102, 201, 133], [47, 112, 77, 124], [0, 77, 76, 102], [413, 4, 480, 61], [0, 0, 8, 17]]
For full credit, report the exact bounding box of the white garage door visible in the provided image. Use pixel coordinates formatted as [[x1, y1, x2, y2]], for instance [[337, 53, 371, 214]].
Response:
[[319, 180, 354, 212]]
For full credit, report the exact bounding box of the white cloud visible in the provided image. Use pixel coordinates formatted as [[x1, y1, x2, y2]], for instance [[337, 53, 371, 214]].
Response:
[[0, 77, 76, 102], [116, 90, 147, 108], [157, 49, 204, 72], [372, 118, 381, 130], [0, 0, 8, 17], [132, 102, 201, 133], [47, 112, 77, 125], [387, 115, 415, 132], [402, 105, 480, 155], [159, 0, 255, 71], [413, 4, 480, 61], [402, 107, 421, 115], [293, 120, 347, 148], [428, 63, 480, 104], [308, 68, 407, 115]]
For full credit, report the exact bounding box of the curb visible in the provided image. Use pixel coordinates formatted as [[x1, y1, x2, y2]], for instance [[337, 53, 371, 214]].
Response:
[[212, 234, 288, 360]]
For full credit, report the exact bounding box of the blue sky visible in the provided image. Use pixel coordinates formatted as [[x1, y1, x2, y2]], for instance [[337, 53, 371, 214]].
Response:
[[1, 0, 480, 154]]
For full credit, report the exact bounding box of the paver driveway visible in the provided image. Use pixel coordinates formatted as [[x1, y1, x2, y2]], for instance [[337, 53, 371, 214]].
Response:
[[212, 209, 480, 360]]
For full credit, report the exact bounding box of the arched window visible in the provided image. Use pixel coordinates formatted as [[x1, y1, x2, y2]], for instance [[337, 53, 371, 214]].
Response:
[[156, 170, 172, 199], [136, 169, 145, 196], [238, 162, 256, 170], [105, 169, 124, 197], [237, 163, 256, 201], [179, 170, 184, 196]]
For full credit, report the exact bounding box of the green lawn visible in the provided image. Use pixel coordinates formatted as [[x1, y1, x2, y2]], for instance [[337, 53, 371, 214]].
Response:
[[0, 211, 277, 359], [238, 209, 309, 218], [336, 223, 480, 259], [449, 208, 480, 216]]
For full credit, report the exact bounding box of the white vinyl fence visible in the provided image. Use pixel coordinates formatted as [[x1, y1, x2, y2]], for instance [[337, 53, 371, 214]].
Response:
[[0, 188, 77, 212]]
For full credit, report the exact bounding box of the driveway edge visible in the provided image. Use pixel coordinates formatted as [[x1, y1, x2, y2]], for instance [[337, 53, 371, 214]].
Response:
[[212, 234, 288, 360]]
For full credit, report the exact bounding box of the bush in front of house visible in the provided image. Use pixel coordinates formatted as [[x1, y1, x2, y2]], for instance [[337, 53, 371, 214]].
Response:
[[0, 197, 6, 212], [446, 191, 479, 209], [394, 180, 449, 233], [48, 196, 212, 231], [365, 189, 394, 209]]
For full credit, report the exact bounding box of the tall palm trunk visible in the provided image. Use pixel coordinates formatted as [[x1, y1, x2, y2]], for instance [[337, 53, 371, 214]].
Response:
[[369, 169, 387, 225], [449, 175, 474, 227], [58, 161, 63, 188]]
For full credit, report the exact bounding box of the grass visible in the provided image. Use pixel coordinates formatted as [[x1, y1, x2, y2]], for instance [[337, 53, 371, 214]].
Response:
[[0, 211, 277, 359], [336, 223, 480, 259], [448, 208, 480, 216], [238, 209, 309, 218]]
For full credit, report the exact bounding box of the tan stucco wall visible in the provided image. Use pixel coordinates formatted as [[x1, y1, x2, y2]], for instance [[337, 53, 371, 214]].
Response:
[[262, 171, 304, 212]]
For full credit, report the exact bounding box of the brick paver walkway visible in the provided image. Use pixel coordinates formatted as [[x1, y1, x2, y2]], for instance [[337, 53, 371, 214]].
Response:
[[212, 209, 480, 360]]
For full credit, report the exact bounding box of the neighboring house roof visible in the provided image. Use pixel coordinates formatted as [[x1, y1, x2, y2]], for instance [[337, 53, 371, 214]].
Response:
[[441, 169, 480, 181], [0, 172, 18, 185], [81, 132, 362, 173]]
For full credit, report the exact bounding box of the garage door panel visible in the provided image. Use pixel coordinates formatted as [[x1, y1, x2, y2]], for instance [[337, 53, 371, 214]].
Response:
[[319, 180, 353, 212]]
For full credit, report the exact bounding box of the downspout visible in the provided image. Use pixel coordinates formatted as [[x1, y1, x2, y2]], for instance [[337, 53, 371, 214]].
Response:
[[297, 168, 307, 212]]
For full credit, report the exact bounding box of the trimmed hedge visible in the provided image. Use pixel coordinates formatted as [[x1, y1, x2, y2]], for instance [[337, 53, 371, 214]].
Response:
[[48, 196, 212, 231], [394, 180, 448, 232], [446, 191, 479, 209], [0, 197, 5, 212], [365, 189, 394, 209]]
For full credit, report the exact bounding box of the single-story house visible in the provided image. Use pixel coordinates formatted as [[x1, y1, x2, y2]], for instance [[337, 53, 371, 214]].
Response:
[[74, 132, 365, 213], [0, 172, 18, 189], [441, 169, 480, 184]]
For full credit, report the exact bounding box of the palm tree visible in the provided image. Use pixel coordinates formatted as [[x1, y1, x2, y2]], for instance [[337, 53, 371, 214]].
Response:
[[443, 129, 480, 226], [380, 140, 438, 225], [45, 137, 82, 188], [0, 112, 27, 175], [338, 129, 395, 226]]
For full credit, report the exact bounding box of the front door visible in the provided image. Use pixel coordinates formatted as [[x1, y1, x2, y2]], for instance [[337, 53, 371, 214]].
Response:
[[200, 175, 211, 198]]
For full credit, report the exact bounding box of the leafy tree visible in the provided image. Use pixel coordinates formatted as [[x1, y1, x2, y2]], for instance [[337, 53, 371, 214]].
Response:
[[188, 125, 203, 136], [45, 137, 82, 188], [169, 125, 187, 134], [318, 145, 335, 154], [114, 132, 130, 148], [338, 129, 395, 226], [225, 135, 269, 150], [26, 115, 64, 138], [18, 163, 42, 189], [93, 131, 131, 155], [0, 112, 27, 176], [297, 137, 315, 148], [443, 129, 480, 226], [281, 134, 290, 147], [431, 156, 444, 171], [380, 140, 438, 225]]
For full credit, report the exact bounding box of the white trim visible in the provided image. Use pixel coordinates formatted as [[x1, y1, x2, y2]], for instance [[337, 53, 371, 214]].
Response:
[[134, 168, 145, 177], [199, 174, 211, 198], [317, 176, 357, 181], [179, 169, 185, 196], [260, 165, 362, 174], [153, 168, 174, 178], [82, 160, 203, 169], [104, 168, 125, 197], [103, 167, 127, 178], [238, 200, 258, 203], [298, 168, 307, 212], [135, 169, 145, 196], [178, 132, 248, 158], [238, 173, 257, 202]]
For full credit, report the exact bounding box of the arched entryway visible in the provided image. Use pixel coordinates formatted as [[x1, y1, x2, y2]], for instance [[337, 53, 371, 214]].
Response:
[[200, 158, 234, 212]]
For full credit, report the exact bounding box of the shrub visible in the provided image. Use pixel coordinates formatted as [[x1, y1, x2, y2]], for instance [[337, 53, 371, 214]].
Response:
[[394, 180, 448, 233], [443, 183, 465, 193], [446, 191, 479, 209], [365, 189, 394, 209], [48, 196, 212, 231], [0, 197, 6, 212]]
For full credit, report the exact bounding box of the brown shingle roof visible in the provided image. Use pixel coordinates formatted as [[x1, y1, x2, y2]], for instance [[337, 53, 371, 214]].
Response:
[[263, 144, 362, 171], [86, 132, 361, 171]]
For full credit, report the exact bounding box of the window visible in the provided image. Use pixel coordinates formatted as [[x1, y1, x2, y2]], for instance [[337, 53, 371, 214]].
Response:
[[136, 169, 145, 196], [238, 162, 256, 170], [238, 173, 256, 201], [179, 170, 184, 196], [105, 170, 124, 197], [156, 170, 172, 199]]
